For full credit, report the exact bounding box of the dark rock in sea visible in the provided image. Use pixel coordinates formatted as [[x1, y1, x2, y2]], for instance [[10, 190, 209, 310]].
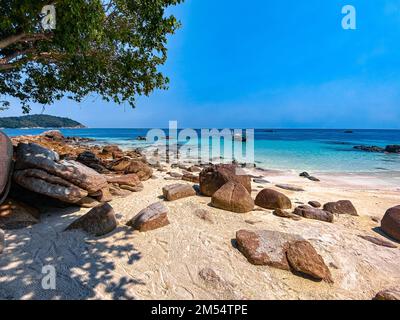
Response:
[[299, 171, 320, 182], [136, 136, 147, 141], [385, 145, 400, 154], [65, 203, 117, 236], [381, 205, 400, 241], [353, 145, 385, 153], [344, 130, 353, 134], [255, 188, 292, 210]]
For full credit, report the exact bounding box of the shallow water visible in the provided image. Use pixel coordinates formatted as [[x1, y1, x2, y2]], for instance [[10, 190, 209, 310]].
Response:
[[3, 128, 400, 173]]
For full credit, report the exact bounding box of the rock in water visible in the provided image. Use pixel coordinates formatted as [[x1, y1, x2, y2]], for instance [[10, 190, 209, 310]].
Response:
[[211, 181, 254, 213], [13, 169, 88, 203], [255, 189, 292, 210], [293, 205, 334, 223], [0, 228, 4, 253], [126, 202, 169, 232], [323, 200, 358, 216], [162, 184, 196, 201], [0, 199, 40, 229], [65, 203, 117, 236], [0, 131, 13, 204], [199, 164, 251, 196], [374, 288, 400, 300], [286, 241, 333, 283], [385, 145, 400, 154], [235, 229, 303, 270], [381, 205, 400, 241]]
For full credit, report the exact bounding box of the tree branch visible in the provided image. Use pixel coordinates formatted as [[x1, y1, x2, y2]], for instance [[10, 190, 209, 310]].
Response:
[[0, 32, 53, 49]]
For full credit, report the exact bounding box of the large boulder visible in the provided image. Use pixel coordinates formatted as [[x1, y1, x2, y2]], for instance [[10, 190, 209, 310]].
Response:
[[65, 203, 117, 236], [15, 143, 108, 193], [211, 181, 254, 213], [199, 164, 251, 196], [0, 199, 40, 229], [323, 200, 358, 216], [126, 202, 169, 232], [381, 205, 400, 241], [235, 229, 303, 270], [286, 241, 333, 283], [13, 169, 88, 203], [109, 157, 153, 181], [293, 205, 334, 223], [255, 189, 292, 210], [162, 184, 196, 201], [385, 145, 400, 154], [0, 131, 13, 204]]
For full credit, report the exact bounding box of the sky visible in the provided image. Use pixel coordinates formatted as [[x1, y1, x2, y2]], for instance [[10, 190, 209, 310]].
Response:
[[2, 0, 400, 128]]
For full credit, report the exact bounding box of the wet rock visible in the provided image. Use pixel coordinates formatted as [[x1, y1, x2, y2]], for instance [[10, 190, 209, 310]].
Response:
[[211, 181, 254, 213], [163, 184, 196, 201], [65, 203, 117, 236], [308, 201, 322, 208], [294, 205, 334, 223], [276, 184, 305, 192], [0, 199, 40, 230], [255, 188, 292, 210], [381, 205, 400, 241], [323, 200, 358, 216], [286, 241, 333, 283], [126, 202, 169, 232], [374, 288, 400, 300], [358, 235, 397, 248], [199, 164, 251, 196], [235, 229, 303, 270], [13, 169, 88, 203]]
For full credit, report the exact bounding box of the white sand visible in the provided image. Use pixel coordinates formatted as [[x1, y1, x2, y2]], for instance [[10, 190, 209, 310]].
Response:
[[0, 168, 399, 300]]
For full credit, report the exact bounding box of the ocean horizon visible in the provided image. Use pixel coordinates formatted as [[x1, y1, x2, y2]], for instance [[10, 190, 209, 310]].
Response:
[[4, 128, 399, 173]]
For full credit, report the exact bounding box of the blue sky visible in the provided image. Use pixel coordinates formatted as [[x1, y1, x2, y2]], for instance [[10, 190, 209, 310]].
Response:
[[2, 0, 400, 128]]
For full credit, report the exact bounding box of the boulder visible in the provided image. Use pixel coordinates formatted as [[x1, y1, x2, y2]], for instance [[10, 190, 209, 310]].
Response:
[[0, 131, 13, 204], [15, 143, 108, 193], [199, 164, 251, 196], [323, 200, 358, 216], [65, 203, 117, 236], [381, 205, 400, 241], [294, 205, 334, 223], [255, 189, 292, 210], [0, 199, 40, 229], [0, 228, 4, 253], [126, 202, 169, 232], [235, 229, 303, 270], [13, 169, 88, 203], [308, 201, 321, 208], [76, 151, 109, 173], [109, 157, 153, 181], [374, 288, 400, 300], [40, 130, 64, 141], [286, 241, 333, 283], [211, 181, 254, 213], [162, 184, 196, 201], [385, 145, 400, 153]]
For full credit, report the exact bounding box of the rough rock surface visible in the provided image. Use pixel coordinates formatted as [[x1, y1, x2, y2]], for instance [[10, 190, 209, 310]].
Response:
[[286, 240, 333, 283], [163, 184, 196, 201], [294, 205, 334, 223], [109, 157, 153, 181], [0, 199, 40, 229], [211, 182, 254, 213], [0, 228, 4, 253], [255, 189, 292, 210], [323, 200, 358, 216], [308, 201, 322, 208], [374, 288, 400, 300], [381, 205, 400, 241], [76, 151, 108, 173], [126, 202, 169, 232], [236, 229, 303, 270], [199, 164, 251, 196], [65, 203, 117, 236]]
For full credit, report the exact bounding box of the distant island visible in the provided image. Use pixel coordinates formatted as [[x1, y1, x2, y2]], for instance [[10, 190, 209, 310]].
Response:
[[0, 115, 85, 129]]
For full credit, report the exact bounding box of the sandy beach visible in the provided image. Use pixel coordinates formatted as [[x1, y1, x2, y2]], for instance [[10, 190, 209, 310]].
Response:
[[1, 159, 399, 300]]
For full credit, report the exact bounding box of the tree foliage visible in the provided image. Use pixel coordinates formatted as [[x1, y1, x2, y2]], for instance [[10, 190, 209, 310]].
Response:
[[0, 0, 183, 112]]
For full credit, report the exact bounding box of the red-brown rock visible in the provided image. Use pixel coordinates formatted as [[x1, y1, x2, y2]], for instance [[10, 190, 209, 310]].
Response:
[[163, 184, 196, 201], [211, 182, 254, 213], [323, 200, 358, 216], [255, 189, 292, 210], [126, 202, 169, 232], [381, 205, 400, 241]]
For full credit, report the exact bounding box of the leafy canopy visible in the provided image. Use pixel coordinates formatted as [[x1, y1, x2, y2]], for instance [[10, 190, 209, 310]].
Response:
[[0, 0, 183, 113]]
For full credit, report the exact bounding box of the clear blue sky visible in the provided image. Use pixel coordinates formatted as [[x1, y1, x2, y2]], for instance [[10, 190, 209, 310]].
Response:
[[2, 0, 400, 128]]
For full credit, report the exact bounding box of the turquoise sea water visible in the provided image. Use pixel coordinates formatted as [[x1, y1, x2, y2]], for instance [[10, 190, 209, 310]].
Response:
[[3, 128, 400, 173]]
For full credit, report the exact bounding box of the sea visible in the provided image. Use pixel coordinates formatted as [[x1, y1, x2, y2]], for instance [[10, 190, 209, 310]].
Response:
[[3, 128, 400, 173]]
